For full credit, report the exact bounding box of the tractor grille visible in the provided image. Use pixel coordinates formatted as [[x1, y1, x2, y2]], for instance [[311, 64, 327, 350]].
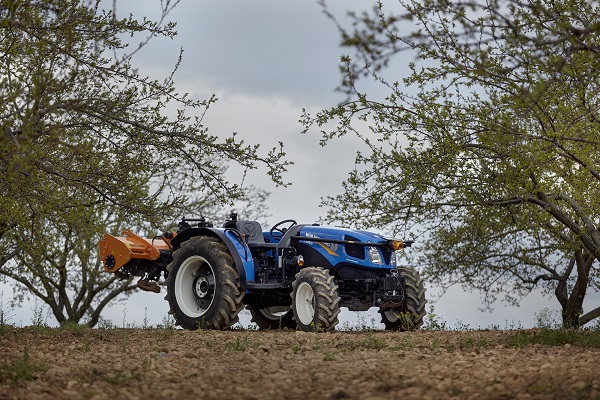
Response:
[[344, 235, 365, 260], [380, 246, 392, 265]]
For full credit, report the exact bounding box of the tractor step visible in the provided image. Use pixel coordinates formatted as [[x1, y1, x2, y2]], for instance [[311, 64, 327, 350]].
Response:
[[246, 281, 286, 290]]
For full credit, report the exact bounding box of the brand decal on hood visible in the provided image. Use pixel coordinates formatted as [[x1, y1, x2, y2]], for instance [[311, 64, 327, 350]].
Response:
[[302, 233, 339, 256]]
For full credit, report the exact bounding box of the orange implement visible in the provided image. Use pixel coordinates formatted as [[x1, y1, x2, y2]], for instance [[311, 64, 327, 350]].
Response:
[[99, 230, 173, 273]]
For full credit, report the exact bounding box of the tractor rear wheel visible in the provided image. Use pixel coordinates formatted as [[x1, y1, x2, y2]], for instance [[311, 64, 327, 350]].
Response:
[[247, 305, 296, 330], [291, 267, 340, 332], [165, 236, 244, 330], [380, 266, 426, 331]]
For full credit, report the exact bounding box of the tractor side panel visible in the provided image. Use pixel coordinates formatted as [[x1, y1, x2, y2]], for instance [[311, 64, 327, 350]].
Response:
[[293, 242, 332, 267]]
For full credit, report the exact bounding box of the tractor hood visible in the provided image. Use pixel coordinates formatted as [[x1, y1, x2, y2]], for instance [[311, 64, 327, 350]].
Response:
[[298, 225, 389, 244], [288, 225, 406, 270]]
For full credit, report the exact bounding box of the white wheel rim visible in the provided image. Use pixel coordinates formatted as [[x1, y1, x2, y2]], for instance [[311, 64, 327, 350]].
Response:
[[259, 306, 290, 321], [384, 309, 400, 322], [175, 255, 215, 318], [295, 282, 315, 325]]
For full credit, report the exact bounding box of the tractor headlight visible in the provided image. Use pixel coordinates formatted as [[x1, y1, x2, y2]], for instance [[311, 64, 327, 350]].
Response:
[[369, 247, 382, 264], [391, 251, 397, 267]]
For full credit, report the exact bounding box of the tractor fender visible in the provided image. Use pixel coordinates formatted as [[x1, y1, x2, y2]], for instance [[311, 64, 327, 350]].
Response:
[[170, 227, 252, 289]]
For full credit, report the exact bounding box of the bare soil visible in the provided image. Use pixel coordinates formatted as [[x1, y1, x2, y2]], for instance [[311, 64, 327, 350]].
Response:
[[0, 327, 598, 400]]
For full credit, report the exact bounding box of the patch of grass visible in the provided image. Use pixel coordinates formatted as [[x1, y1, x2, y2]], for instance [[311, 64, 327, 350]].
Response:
[[141, 307, 150, 329], [97, 318, 115, 329], [112, 329, 131, 354], [0, 319, 13, 336], [390, 334, 417, 351], [507, 328, 600, 348], [422, 305, 447, 331], [144, 314, 178, 338], [395, 311, 416, 331], [453, 320, 472, 330], [226, 336, 254, 351], [291, 342, 302, 354], [339, 313, 378, 332], [0, 347, 48, 382], [455, 335, 491, 352], [59, 321, 89, 337], [82, 338, 92, 353], [27, 324, 52, 335], [534, 308, 561, 329], [309, 321, 326, 333], [30, 299, 49, 329], [502, 320, 524, 330]]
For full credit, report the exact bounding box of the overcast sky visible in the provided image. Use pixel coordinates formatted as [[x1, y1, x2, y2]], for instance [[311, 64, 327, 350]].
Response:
[[5, 0, 594, 329]]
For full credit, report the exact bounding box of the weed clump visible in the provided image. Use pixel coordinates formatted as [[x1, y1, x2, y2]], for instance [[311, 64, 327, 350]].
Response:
[[0, 347, 48, 382]]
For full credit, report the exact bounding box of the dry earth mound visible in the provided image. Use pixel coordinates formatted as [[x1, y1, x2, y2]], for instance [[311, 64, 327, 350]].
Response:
[[0, 327, 598, 399]]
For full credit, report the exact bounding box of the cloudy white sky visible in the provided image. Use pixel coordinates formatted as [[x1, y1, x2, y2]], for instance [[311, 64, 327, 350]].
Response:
[[5, 0, 595, 329]]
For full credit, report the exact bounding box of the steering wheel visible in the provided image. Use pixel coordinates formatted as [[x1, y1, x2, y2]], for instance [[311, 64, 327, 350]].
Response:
[[270, 219, 297, 238]]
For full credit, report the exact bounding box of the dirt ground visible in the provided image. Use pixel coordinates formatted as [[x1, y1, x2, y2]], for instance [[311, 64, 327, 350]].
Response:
[[0, 327, 598, 400]]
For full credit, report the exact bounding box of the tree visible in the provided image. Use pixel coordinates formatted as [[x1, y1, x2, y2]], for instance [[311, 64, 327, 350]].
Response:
[[306, 0, 600, 327], [0, 0, 288, 325]]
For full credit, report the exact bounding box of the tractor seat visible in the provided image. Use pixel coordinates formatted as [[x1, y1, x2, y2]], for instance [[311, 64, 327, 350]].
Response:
[[236, 221, 278, 248]]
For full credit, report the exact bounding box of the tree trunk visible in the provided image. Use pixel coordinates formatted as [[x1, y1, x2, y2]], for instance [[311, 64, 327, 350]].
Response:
[[561, 250, 594, 328]]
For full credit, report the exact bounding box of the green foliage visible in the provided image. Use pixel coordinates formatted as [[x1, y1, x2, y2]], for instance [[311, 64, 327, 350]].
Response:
[[226, 336, 254, 352], [291, 342, 302, 354], [389, 334, 416, 351], [59, 320, 88, 337], [339, 313, 378, 331], [422, 305, 447, 331], [0, 0, 286, 327], [508, 328, 600, 348], [0, 1, 288, 226], [311, 0, 600, 327], [30, 299, 49, 327], [534, 308, 562, 330], [457, 336, 491, 353]]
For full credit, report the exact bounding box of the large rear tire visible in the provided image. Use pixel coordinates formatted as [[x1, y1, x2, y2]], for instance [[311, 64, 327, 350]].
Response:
[[164, 236, 244, 330], [379, 266, 426, 331], [247, 305, 296, 330], [291, 267, 340, 332]]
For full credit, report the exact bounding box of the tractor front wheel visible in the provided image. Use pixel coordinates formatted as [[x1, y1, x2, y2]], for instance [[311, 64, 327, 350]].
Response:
[[379, 266, 426, 331], [165, 236, 244, 330], [247, 305, 296, 330], [291, 267, 340, 332]]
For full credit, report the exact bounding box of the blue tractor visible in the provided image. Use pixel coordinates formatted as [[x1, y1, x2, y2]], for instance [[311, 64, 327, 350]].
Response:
[[99, 214, 426, 331]]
